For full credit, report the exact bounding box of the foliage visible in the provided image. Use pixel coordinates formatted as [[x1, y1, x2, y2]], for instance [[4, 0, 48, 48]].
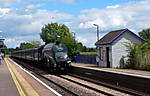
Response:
[[121, 28, 150, 70], [40, 23, 73, 44], [80, 52, 97, 55], [119, 56, 125, 68], [20, 43, 34, 49], [5, 41, 42, 55], [139, 28, 150, 41], [75, 42, 86, 52], [5, 48, 15, 55], [40, 23, 76, 59], [40, 22, 98, 60], [86, 47, 97, 52], [75, 42, 97, 53], [31, 41, 42, 47], [123, 41, 150, 70], [20, 41, 42, 49]]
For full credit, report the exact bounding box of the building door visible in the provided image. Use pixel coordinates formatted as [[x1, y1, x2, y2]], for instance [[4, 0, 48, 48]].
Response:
[[106, 47, 110, 68]]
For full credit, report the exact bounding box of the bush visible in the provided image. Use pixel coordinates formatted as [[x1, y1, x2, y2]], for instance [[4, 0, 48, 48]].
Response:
[[123, 42, 150, 71]]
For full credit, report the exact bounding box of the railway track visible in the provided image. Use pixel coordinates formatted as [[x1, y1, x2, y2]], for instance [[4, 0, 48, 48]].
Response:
[[67, 74, 143, 96], [10, 58, 106, 95], [9, 58, 145, 96], [32, 71, 78, 96], [57, 75, 122, 96], [70, 66, 150, 95], [9, 58, 77, 96]]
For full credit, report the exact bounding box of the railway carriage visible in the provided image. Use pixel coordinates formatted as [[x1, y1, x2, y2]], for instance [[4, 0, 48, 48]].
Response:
[[11, 42, 71, 73]]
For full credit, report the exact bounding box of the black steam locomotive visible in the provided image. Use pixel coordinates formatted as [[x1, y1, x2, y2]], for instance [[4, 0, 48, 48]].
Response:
[[11, 42, 71, 72]]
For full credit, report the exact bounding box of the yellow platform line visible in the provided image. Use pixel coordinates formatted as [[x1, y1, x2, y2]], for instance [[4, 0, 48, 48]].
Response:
[[5, 59, 26, 96], [5, 59, 39, 96]]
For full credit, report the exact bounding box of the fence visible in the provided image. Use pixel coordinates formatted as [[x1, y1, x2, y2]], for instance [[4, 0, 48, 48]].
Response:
[[74, 54, 97, 64]]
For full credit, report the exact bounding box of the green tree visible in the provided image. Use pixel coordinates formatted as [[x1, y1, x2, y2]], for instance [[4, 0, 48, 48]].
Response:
[[40, 23, 77, 59], [20, 41, 42, 49], [40, 23, 73, 44], [139, 28, 150, 41], [30, 41, 42, 47]]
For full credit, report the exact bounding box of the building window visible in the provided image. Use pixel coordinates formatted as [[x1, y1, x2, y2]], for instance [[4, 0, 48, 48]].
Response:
[[99, 47, 103, 60]]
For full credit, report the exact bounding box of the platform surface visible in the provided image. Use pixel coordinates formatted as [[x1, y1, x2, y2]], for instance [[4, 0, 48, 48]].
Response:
[[71, 63, 150, 77], [0, 59, 20, 96], [0, 58, 56, 96]]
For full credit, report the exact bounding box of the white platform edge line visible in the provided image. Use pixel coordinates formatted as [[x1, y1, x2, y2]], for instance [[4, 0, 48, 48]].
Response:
[[8, 58, 62, 96]]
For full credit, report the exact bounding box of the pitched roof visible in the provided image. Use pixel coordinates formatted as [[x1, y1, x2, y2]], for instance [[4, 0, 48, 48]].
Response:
[[95, 28, 146, 45]]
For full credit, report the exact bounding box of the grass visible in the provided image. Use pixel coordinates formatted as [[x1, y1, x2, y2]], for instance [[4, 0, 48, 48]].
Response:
[[80, 52, 97, 55]]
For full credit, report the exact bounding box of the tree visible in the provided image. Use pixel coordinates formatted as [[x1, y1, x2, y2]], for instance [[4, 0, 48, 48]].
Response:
[[40, 23, 76, 58], [139, 28, 150, 41], [30, 41, 42, 47], [21, 43, 34, 49], [20, 41, 42, 49], [40, 23, 74, 44]]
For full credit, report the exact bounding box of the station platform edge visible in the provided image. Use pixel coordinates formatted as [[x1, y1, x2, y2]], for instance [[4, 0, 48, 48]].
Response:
[[0, 58, 55, 96]]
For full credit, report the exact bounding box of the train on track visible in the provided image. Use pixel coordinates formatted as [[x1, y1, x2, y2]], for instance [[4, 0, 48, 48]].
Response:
[[11, 41, 71, 73]]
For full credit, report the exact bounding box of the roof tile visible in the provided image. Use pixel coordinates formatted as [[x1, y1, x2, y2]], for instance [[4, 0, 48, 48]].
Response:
[[95, 28, 127, 45]]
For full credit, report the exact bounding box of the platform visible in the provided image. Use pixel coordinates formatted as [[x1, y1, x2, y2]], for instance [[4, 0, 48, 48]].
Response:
[[0, 58, 56, 96], [0, 59, 19, 96], [71, 63, 150, 94], [71, 63, 150, 77]]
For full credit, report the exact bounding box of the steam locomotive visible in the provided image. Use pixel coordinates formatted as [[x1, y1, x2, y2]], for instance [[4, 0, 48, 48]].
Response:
[[11, 42, 71, 73]]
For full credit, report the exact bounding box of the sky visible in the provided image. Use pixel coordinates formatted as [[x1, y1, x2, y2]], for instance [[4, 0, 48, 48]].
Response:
[[0, 0, 150, 48]]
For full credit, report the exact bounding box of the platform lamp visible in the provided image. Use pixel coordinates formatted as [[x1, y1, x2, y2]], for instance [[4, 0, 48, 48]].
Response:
[[72, 32, 76, 62], [72, 32, 76, 51], [93, 24, 100, 41], [93, 24, 100, 66]]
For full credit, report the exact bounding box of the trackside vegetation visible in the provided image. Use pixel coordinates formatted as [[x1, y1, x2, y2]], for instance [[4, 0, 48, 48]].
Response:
[[40, 23, 97, 60], [120, 28, 150, 70]]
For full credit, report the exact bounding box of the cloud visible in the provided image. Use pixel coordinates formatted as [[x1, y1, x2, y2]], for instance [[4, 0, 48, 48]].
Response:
[[0, 0, 75, 8], [4, 38, 24, 47], [26, 4, 45, 9], [76, 36, 87, 43], [1, 0, 150, 48], [62, 0, 75, 4], [0, 8, 11, 17], [0, 8, 73, 48], [0, 0, 21, 7], [69, 0, 150, 47], [106, 4, 119, 9], [49, 0, 75, 4], [77, 0, 150, 30]]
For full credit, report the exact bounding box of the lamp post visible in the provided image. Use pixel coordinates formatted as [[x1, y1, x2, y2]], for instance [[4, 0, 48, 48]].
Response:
[[93, 24, 100, 66], [72, 32, 76, 51], [72, 32, 76, 62], [93, 24, 99, 41]]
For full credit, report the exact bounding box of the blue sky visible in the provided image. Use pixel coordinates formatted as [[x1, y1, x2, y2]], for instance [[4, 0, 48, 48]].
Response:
[[0, 0, 150, 48], [9, 0, 143, 13]]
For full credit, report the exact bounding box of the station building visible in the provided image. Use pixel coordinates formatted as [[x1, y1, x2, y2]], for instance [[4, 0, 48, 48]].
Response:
[[95, 28, 146, 68]]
